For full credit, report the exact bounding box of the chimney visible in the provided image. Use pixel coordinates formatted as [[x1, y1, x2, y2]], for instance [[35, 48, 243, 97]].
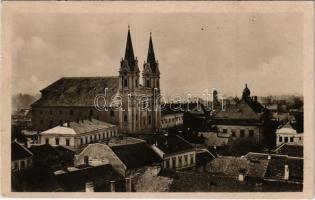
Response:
[[125, 177, 132, 192], [238, 169, 246, 182], [110, 180, 116, 192], [85, 182, 94, 192], [284, 165, 289, 180], [238, 173, 244, 182]]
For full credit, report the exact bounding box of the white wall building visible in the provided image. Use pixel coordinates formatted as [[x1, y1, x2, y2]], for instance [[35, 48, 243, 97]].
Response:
[[276, 123, 303, 146], [39, 119, 118, 151]]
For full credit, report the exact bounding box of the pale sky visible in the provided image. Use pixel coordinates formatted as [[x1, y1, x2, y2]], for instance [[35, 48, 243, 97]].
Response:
[[12, 12, 303, 98]]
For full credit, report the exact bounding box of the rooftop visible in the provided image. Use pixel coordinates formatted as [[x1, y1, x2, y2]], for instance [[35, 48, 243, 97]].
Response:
[[40, 119, 116, 136], [138, 134, 194, 156], [32, 77, 119, 107], [54, 164, 123, 192], [110, 142, 163, 169], [212, 100, 263, 125], [11, 141, 33, 161], [272, 144, 303, 158]]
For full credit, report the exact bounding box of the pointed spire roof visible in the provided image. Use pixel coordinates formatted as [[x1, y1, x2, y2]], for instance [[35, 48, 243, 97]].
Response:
[[147, 33, 157, 73], [124, 26, 135, 70]]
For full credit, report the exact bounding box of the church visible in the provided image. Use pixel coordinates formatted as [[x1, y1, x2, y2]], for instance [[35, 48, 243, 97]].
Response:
[[31, 27, 162, 134]]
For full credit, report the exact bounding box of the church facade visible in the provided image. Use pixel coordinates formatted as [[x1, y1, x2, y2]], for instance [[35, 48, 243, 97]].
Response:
[[31, 28, 161, 134]]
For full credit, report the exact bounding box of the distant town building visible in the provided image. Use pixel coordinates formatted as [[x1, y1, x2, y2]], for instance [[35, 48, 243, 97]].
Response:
[[39, 119, 118, 151], [31, 28, 161, 134], [161, 104, 184, 129], [11, 141, 33, 172], [276, 123, 303, 146], [11, 108, 32, 129]]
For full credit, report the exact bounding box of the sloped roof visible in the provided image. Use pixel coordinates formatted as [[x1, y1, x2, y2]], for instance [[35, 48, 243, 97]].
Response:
[[32, 77, 119, 107], [207, 156, 269, 179], [276, 123, 297, 134], [40, 119, 116, 136], [111, 142, 163, 169], [55, 164, 123, 192], [29, 144, 59, 159], [11, 141, 33, 161], [273, 144, 303, 158], [138, 134, 194, 155], [212, 100, 262, 125], [245, 152, 303, 182]]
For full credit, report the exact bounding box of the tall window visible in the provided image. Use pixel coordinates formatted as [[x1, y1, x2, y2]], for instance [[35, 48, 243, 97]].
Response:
[[146, 79, 150, 87], [240, 129, 245, 137], [249, 130, 254, 137], [66, 139, 70, 146], [50, 110, 53, 115], [123, 78, 128, 88], [284, 137, 288, 143], [279, 136, 283, 142], [89, 109, 93, 116], [110, 110, 114, 117], [231, 130, 236, 137], [55, 138, 59, 145], [124, 114, 128, 122], [45, 138, 49, 144], [290, 137, 294, 142], [148, 115, 152, 125], [70, 109, 74, 115]]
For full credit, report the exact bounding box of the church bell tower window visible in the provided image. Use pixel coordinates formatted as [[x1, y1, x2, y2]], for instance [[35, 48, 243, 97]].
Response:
[[123, 78, 128, 88]]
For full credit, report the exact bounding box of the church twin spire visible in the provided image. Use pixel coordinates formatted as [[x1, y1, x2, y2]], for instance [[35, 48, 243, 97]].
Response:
[[123, 27, 158, 74]]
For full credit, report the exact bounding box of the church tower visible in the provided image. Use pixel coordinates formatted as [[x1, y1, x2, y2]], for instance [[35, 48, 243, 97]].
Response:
[[143, 33, 161, 132], [118, 27, 140, 133], [119, 26, 140, 91], [143, 33, 160, 90]]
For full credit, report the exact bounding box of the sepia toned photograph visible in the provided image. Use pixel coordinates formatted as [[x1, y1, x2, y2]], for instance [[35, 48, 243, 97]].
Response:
[[1, 1, 314, 198]]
